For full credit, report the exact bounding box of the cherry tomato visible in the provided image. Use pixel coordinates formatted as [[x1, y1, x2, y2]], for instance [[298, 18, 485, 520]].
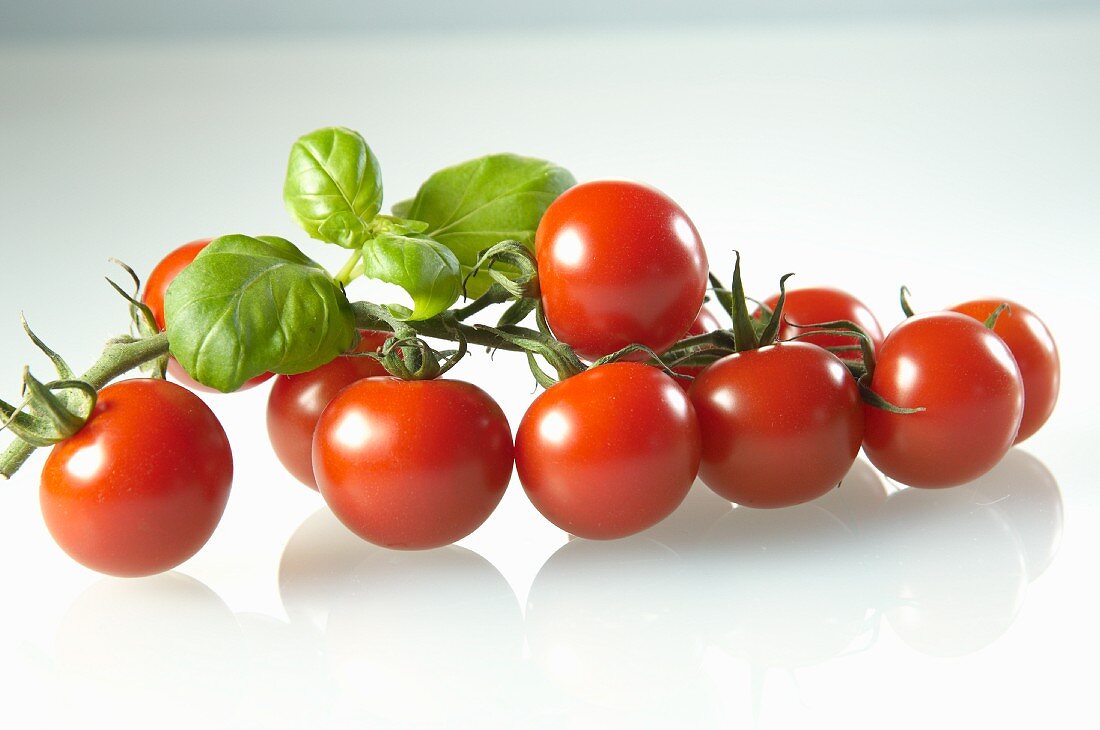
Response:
[[515, 362, 701, 540], [670, 306, 723, 390], [949, 299, 1058, 443], [312, 378, 514, 549], [760, 286, 884, 361], [863, 312, 1024, 488], [266, 330, 391, 489], [40, 379, 233, 577], [142, 238, 273, 392], [535, 180, 709, 361], [690, 342, 863, 508]]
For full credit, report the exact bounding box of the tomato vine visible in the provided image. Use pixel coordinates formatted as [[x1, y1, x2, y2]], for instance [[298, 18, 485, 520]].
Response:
[[0, 124, 1055, 522]]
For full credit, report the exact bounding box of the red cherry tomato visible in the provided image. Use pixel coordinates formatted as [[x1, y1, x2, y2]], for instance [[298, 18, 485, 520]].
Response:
[[535, 181, 709, 361], [690, 342, 863, 508], [40, 379, 233, 577], [142, 238, 273, 392], [863, 312, 1024, 488], [760, 287, 884, 361], [949, 299, 1058, 443], [670, 306, 723, 390], [312, 378, 514, 549], [267, 330, 391, 489], [515, 362, 701, 540]]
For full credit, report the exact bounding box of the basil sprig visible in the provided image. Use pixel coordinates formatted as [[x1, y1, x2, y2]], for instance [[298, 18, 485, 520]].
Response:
[[164, 235, 357, 392], [285, 128, 574, 313]]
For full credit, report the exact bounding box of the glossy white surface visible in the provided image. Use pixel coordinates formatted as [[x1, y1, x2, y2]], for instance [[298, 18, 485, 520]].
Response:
[[1, 11, 1098, 728]]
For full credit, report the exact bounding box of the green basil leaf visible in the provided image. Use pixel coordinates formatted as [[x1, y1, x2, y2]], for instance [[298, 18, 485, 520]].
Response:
[[164, 235, 357, 392], [371, 214, 430, 236], [390, 198, 414, 219], [361, 233, 462, 321], [284, 127, 383, 249], [402, 154, 575, 296]]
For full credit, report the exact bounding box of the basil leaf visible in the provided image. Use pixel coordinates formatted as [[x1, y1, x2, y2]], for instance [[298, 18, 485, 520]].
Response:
[[371, 214, 430, 236], [284, 127, 383, 249], [390, 198, 414, 219], [361, 233, 462, 321], [164, 235, 357, 392], [402, 154, 575, 296]]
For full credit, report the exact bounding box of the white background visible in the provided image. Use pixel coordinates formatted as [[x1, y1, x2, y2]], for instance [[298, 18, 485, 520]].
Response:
[[1, 8, 1099, 729]]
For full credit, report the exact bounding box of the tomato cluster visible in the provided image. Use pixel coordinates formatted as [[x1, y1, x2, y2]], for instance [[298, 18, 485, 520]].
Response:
[[27, 179, 1059, 577]]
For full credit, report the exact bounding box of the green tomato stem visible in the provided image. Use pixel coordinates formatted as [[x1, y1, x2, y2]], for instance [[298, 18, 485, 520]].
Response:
[[0, 332, 170, 480], [660, 331, 738, 364], [351, 302, 540, 353], [453, 286, 512, 322]]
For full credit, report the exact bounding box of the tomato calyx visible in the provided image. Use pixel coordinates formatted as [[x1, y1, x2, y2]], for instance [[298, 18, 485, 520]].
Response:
[[590, 343, 693, 383], [902, 285, 1011, 332], [1, 280, 171, 479], [462, 240, 540, 302], [900, 285, 916, 318], [983, 302, 1011, 329], [710, 251, 797, 353], [353, 302, 469, 381], [377, 333, 468, 381], [716, 255, 919, 416], [453, 240, 542, 330], [104, 259, 169, 379], [1, 318, 98, 449], [785, 319, 879, 377], [785, 320, 924, 415]]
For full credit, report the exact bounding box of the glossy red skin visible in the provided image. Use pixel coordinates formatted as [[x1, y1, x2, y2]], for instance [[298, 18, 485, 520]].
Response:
[[671, 306, 723, 390], [142, 238, 273, 393], [863, 312, 1024, 488], [515, 362, 701, 540], [40, 379, 233, 577], [949, 299, 1058, 443], [761, 287, 884, 361], [535, 181, 709, 361], [690, 342, 863, 508], [312, 378, 514, 550], [267, 330, 391, 489]]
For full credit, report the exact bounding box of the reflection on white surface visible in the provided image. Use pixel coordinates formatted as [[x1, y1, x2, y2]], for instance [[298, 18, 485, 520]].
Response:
[[49, 574, 246, 728], [48, 450, 1062, 727], [278, 508, 379, 632], [322, 547, 525, 726], [279, 510, 527, 726], [967, 448, 1063, 580]]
